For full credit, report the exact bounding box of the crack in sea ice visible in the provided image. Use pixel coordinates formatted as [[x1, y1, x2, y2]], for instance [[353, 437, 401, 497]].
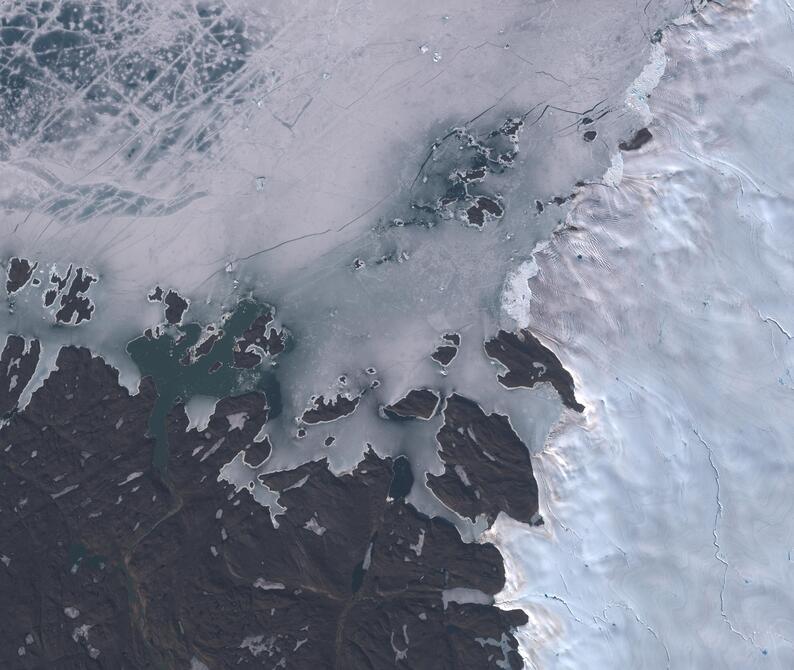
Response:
[[758, 311, 793, 340], [600, 601, 671, 669], [499, 593, 587, 628], [692, 428, 763, 651]]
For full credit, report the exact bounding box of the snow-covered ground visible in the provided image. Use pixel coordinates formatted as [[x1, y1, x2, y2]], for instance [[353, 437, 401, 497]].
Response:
[[489, 1, 794, 667]]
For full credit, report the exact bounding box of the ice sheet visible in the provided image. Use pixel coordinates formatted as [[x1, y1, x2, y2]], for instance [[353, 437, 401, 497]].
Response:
[[487, 1, 794, 667]]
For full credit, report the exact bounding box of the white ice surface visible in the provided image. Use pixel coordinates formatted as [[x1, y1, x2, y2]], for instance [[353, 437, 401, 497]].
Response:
[[1, 0, 690, 398], [488, 2, 794, 668]]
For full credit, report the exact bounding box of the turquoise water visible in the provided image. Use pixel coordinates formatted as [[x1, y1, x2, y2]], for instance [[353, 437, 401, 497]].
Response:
[[126, 299, 278, 472]]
